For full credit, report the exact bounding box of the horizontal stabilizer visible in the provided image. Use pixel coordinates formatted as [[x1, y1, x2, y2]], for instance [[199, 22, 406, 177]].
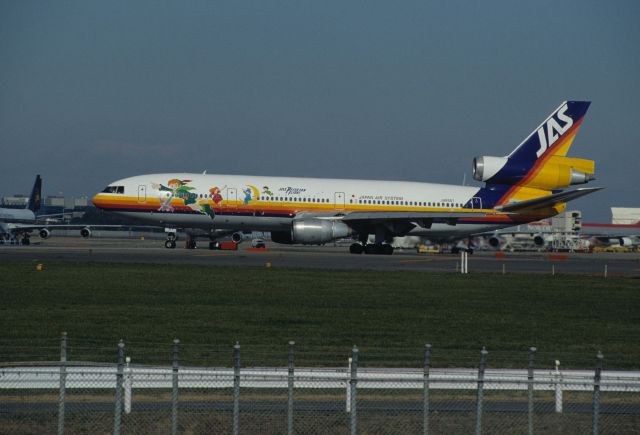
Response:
[[495, 187, 603, 212]]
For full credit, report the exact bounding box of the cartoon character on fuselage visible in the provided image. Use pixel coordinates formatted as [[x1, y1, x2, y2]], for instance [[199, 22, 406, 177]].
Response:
[[153, 179, 196, 212], [242, 187, 253, 205], [210, 186, 224, 206]]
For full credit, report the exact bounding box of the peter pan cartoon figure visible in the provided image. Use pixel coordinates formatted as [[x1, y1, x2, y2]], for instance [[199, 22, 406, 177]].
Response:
[[152, 179, 196, 211]]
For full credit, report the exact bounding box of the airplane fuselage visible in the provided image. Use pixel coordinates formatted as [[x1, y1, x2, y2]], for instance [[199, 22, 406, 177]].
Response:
[[92, 173, 553, 242], [0, 208, 36, 224]]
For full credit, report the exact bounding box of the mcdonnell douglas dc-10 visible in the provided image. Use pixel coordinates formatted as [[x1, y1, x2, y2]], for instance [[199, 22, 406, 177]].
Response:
[[93, 101, 601, 254]]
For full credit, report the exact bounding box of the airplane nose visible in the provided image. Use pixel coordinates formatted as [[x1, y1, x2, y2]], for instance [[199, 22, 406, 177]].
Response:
[[92, 193, 106, 209]]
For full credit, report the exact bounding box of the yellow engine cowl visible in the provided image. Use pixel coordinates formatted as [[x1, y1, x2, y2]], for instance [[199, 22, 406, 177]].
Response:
[[525, 156, 595, 190]]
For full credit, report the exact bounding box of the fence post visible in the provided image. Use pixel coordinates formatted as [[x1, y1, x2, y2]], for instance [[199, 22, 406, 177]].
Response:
[[287, 341, 295, 435], [233, 342, 241, 435], [57, 332, 67, 435], [171, 339, 180, 435], [475, 347, 488, 435], [592, 351, 603, 435], [350, 346, 359, 435], [124, 357, 132, 414], [528, 347, 537, 435], [113, 340, 125, 435], [554, 360, 563, 413], [423, 344, 432, 435], [346, 357, 352, 412]]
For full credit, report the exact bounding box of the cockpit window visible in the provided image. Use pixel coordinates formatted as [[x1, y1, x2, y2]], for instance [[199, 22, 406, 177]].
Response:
[[102, 186, 125, 194]]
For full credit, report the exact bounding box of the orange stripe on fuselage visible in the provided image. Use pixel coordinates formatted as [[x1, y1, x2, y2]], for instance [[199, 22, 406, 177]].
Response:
[[93, 194, 504, 216]]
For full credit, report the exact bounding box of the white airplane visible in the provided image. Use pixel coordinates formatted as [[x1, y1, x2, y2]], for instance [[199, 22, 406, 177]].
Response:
[[0, 175, 118, 245], [92, 101, 601, 254]]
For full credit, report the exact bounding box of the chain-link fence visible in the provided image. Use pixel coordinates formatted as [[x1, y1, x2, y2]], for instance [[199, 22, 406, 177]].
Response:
[[2, 336, 640, 434]]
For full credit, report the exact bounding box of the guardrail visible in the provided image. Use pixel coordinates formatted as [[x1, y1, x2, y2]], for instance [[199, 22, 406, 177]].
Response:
[[3, 365, 640, 392], [2, 338, 640, 434]]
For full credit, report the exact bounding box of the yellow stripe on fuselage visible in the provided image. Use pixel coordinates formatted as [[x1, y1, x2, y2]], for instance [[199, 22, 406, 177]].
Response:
[[94, 194, 496, 214]]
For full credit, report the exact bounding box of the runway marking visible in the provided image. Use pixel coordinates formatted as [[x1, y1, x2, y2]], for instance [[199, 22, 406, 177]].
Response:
[[192, 253, 226, 257], [397, 259, 435, 264]]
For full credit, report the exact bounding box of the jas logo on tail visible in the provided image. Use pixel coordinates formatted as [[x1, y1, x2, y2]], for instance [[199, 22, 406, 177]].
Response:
[[536, 104, 573, 157]]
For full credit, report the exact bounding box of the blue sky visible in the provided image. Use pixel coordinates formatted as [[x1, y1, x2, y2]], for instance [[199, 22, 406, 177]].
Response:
[[1, 0, 638, 220]]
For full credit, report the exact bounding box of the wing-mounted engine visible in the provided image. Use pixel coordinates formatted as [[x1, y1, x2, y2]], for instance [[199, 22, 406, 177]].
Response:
[[271, 219, 353, 245], [473, 155, 595, 190]]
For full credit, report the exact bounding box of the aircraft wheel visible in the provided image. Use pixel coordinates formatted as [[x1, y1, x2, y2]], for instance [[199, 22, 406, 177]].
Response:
[[21, 237, 30, 246], [349, 243, 363, 254], [165, 240, 176, 249], [364, 244, 376, 255], [382, 244, 394, 255]]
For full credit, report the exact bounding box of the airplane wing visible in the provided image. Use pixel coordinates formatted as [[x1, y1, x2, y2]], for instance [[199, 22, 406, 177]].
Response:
[[495, 187, 603, 212], [1, 223, 161, 237], [309, 210, 494, 239], [342, 211, 487, 225]]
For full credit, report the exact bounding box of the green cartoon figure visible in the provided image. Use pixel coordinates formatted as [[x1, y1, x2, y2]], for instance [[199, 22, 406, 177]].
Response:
[[152, 179, 196, 212], [262, 186, 273, 196]]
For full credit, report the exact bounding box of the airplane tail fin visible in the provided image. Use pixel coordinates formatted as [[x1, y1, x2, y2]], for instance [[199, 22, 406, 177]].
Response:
[[508, 101, 591, 163], [27, 175, 42, 213], [472, 101, 596, 209]]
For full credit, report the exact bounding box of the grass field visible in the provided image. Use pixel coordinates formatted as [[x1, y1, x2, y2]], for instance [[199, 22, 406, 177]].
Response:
[[1, 260, 639, 369]]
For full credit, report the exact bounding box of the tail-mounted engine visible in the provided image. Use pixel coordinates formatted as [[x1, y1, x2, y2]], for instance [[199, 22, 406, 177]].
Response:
[[473, 155, 595, 190]]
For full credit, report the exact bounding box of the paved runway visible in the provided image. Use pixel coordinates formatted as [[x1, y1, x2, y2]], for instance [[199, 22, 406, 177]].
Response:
[[1, 237, 639, 276]]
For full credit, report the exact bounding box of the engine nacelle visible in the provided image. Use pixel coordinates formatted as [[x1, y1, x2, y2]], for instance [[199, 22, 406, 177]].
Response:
[[533, 234, 545, 246], [488, 236, 501, 248], [292, 219, 353, 244], [231, 232, 243, 244], [39, 228, 51, 239], [80, 227, 92, 238], [618, 237, 636, 247], [472, 156, 510, 182], [473, 155, 595, 190], [272, 219, 353, 245]]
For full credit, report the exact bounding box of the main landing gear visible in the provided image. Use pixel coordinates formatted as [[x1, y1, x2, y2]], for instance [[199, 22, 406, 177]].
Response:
[[185, 237, 197, 249], [164, 232, 177, 249], [349, 243, 394, 255], [162, 230, 224, 250]]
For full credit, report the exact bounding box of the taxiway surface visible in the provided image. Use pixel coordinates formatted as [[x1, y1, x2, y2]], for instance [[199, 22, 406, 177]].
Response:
[[2, 237, 639, 276]]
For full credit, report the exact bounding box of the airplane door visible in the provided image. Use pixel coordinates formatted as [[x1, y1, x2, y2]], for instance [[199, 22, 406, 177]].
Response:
[[226, 188, 237, 207], [334, 192, 345, 210], [471, 197, 482, 209], [137, 185, 147, 203]]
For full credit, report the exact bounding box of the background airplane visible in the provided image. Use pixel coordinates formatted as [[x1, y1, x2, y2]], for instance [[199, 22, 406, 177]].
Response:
[[482, 213, 640, 252], [0, 175, 128, 245], [92, 101, 601, 254]]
